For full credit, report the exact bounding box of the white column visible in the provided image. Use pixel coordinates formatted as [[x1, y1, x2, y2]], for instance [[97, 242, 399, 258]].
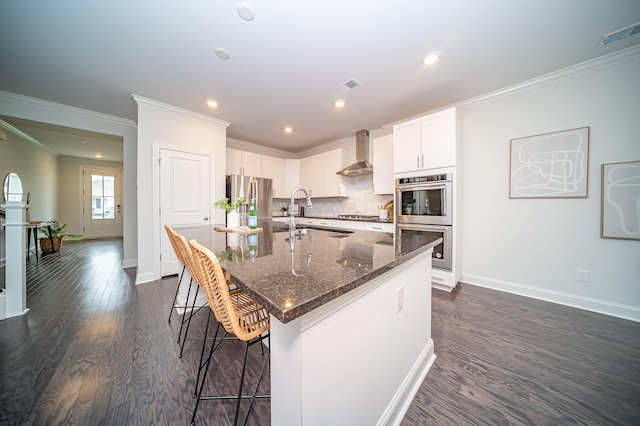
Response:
[[1, 201, 28, 319]]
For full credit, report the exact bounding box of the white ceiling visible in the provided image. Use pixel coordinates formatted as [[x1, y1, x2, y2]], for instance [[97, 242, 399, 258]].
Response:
[[1, 0, 639, 159]]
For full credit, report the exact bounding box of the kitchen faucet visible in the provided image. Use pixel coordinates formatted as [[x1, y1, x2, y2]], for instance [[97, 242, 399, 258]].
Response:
[[289, 187, 312, 233]]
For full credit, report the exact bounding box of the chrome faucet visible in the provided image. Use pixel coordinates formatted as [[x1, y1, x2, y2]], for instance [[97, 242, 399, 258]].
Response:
[[289, 187, 312, 234]]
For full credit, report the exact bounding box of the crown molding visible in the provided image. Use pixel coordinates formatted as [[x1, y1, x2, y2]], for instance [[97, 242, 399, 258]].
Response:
[[0, 90, 136, 128], [383, 44, 640, 128], [132, 94, 231, 128]]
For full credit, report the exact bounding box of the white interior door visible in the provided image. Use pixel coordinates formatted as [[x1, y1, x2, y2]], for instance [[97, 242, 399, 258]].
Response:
[[160, 148, 212, 277], [82, 167, 123, 238]]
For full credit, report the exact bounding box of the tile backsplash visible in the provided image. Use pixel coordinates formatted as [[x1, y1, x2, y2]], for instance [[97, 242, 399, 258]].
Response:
[[274, 175, 393, 217]]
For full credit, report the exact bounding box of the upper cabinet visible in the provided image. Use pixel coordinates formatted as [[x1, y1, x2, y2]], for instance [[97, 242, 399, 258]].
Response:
[[393, 107, 461, 174], [261, 155, 286, 198], [284, 159, 300, 198], [226, 148, 262, 176], [372, 134, 394, 194], [299, 148, 347, 197]]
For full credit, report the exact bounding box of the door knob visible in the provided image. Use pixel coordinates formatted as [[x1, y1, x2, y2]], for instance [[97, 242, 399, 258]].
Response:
[[204, 216, 209, 221]]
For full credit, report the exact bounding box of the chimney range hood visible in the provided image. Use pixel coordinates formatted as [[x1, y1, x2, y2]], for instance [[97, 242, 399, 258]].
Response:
[[336, 129, 373, 176]]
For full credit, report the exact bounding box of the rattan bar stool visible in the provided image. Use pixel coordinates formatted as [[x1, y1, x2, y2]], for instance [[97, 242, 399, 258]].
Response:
[[164, 225, 195, 346], [189, 240, 270, 426], [165, 225, 217, 358]]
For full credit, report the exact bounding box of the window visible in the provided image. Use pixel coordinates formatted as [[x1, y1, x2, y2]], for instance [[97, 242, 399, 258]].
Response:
[[91, 175, 115, 219]]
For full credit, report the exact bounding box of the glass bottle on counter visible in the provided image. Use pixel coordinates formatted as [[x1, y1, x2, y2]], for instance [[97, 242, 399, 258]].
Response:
[[248, 198, 258, 229]]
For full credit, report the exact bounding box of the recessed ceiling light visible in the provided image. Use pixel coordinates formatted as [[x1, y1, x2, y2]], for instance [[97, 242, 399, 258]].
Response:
[[214, 48, 230, 60], [422, 52, 440, 65], [284, 127, 293, 133], [207, 100, 218, 108], [94, 154, 103, 159], [236, 3, 255, 21], [334, 100, 345, 108]]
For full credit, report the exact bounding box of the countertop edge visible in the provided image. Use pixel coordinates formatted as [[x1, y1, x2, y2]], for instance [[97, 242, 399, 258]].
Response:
[[239, 236, 442, 324]]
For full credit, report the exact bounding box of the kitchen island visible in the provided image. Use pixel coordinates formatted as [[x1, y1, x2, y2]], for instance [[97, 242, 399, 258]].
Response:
[[207, 221, 441, 425]]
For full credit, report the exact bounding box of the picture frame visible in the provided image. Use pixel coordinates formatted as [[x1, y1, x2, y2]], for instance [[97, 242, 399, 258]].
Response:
[[601, 160, 640, 240], [510, 126, 590, 198]]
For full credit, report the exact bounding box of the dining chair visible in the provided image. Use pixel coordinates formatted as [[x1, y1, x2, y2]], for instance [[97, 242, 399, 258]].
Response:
[[189, 239, 270, 426]]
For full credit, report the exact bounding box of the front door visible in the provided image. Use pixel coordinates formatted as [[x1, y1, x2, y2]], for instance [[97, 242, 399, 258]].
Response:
[[82, 167, 123, 238], [159, 148, 212, 277]]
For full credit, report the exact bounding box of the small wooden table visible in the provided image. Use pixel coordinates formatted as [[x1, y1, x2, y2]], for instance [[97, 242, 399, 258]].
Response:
[[26, 221, 54, 261]]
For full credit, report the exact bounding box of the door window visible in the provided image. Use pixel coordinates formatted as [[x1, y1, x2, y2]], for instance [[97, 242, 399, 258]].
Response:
[[91, 175, 115, 219]]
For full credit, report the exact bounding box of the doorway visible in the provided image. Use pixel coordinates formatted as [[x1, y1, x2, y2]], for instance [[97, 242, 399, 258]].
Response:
[[82, 167, 123, 238]]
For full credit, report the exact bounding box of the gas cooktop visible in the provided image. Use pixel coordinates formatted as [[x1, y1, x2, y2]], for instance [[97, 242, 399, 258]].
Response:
[[337, 214, 381, 221]]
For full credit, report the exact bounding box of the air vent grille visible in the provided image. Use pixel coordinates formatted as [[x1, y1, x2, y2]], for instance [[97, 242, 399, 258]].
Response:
[[600, 22, 640, 46], [335, 78, 362, 94]]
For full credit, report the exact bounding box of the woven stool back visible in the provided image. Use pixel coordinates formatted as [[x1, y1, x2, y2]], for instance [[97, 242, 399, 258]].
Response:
[[190, 240, 269, 342]]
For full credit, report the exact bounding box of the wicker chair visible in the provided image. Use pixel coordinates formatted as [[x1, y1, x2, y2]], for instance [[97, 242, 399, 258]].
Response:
[[189, 239, 270, 426]]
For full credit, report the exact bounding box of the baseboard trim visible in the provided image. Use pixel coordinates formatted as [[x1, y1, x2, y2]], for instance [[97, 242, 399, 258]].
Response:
[[122, 258, 137, 269], [378, 339, 436, 426], [461, 274, 640, 323]]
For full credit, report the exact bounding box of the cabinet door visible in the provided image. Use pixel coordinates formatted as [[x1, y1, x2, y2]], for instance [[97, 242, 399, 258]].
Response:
[[420, 109, 456, 169], [262, 155, 286, 198], [373, 134, 394, 194], [242, 151, 262, 177], [323, 149, 346, 196], [393, 119, 421, 173], [226, 148, 242, 175], [311, 154, 324, 197], [285, 159, 300, 197], [299, 157, 314, 196]]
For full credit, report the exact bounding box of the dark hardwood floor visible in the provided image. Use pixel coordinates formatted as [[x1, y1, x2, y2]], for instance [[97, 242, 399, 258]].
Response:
[[1, 238, 639, 425]]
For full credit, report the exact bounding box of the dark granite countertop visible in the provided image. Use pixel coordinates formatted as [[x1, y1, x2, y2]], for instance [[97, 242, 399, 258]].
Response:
[[273, 214, 393, 223], [209, 221, 440, 324]]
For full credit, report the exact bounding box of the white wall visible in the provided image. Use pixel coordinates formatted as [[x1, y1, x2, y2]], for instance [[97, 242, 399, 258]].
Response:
[[0, 128, 58, 268], [58, 156, 123, 237], [456, 49, 640, 321], [0, 90, 138, 268], [133, 95, 229, 284], [0, 130, 58, 221]]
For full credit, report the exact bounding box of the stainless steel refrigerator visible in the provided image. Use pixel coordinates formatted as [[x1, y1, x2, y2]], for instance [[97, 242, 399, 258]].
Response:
[[226, 175, 273, 221]]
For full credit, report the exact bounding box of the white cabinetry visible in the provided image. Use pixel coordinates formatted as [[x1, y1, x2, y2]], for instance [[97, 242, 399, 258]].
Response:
[[372, 134, 394, 194], [226, 148, 262, 176], [299, 149, 347, 198], [262, 155, 286, 198], [284, 159, 300, 198], [323, 149, 347, 197], [393, 107, 460, 174]]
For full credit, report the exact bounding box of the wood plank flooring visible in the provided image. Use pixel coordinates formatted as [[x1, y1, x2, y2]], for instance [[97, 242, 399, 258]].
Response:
[[1, 238, 639, 425]]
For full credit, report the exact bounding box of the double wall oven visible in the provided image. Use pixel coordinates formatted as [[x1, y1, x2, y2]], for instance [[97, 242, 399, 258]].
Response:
[[395, 173, 452, 271]]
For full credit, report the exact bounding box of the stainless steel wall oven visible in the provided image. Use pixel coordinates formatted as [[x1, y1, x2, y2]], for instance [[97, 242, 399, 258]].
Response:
[[395, 173, 452, 226], [396, 173, 453, 271]]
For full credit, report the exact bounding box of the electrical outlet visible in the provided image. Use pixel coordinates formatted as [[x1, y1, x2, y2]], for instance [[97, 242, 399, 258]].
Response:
[[577, 270, 590, 283], [396, 286, 404, 313]]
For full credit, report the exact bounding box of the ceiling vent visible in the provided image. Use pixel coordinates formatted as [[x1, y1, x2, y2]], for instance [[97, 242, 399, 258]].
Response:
[[600, 22, 640, 46], [335, 78, 362, 94]]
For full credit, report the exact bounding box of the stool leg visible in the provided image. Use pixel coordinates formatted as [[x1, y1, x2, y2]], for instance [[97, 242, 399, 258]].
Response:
[[168, 264, 186, 323], [177, 277, 194, 344], [179, 285, 201, 358]]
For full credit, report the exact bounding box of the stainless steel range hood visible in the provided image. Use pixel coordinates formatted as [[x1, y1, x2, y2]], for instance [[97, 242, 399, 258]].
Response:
[[336, 129, 373, 176]]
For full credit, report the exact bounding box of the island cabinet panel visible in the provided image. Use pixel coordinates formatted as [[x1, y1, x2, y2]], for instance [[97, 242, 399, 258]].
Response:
[[393, 107, 459, 173], [270, 252, 435, 426]]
